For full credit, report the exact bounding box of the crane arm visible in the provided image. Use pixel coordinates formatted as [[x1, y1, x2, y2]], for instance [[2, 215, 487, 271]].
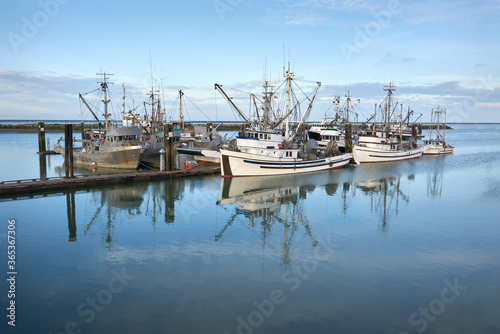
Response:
[[79, 93, 103, 127], [214, 83, 249, 123]]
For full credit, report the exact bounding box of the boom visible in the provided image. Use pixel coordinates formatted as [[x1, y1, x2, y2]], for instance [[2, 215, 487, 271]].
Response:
[[79, 93, 103, 128], [214, 83, 249, 123]]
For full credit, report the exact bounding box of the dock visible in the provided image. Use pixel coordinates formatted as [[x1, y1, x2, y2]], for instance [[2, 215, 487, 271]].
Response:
[[0, 167, 220, 197]]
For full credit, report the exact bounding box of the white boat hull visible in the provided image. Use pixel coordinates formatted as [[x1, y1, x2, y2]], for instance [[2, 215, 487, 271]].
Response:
[[219, 149, 350, 177], [423, 145, 453, 155], [352, 145, 423, 163]]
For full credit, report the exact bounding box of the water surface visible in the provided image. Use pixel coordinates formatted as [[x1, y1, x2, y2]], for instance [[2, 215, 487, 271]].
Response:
[[0, 124, 499, 333]]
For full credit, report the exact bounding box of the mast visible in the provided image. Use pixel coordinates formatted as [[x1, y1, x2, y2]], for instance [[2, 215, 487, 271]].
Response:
[[97, 72, 113, 132], [383, 82, 396, 130], [400, 104, 403, 149], [263, 81, 271, 129], [150, 86, 155, 130], [345, 90, 351, 124], [284, 61, 294, 139], [179, 90, 184, 130], [443, 107, 446, 145], [122, 83, 126, 115]]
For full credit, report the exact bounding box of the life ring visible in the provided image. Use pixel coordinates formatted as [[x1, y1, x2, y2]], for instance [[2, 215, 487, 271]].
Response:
[[144, 135, 150, 141], [99, 138, 104, 144], [278, 142, 286, 149]]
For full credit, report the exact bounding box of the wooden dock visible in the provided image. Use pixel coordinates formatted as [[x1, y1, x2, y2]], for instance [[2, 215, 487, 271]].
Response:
[[0, 167, 220, 197]]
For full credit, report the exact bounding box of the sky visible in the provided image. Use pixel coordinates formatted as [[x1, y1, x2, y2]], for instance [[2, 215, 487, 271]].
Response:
[[0, 0, 499, 123]]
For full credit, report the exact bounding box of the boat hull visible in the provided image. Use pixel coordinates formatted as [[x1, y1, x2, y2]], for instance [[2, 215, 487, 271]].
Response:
[[195, 150, 220, 166], [56, 145, 144, 169], [352, 145, 423, 163], [219, 149, 350, 177], [423, 145, 453, 155]]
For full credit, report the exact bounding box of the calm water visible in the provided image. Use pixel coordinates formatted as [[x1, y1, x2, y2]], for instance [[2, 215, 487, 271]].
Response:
[[1, 124, 499, 333]]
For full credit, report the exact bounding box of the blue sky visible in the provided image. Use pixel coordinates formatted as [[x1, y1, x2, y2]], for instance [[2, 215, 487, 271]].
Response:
[[1, 0, 499, 122]]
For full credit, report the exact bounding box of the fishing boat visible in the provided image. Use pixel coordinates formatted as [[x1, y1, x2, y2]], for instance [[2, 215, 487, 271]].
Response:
[[219, 63, 353, 177], [423, 107, 454, 155], [353, 83, 425, 163], [54, 73, 144, 168]]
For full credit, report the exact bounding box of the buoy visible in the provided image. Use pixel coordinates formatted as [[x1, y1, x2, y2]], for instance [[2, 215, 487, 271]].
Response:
[[92, 161, 97, 166]]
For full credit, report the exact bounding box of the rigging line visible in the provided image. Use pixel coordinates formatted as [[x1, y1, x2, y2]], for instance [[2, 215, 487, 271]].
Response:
[[184, 95, 212, 121], [294, 78, 321, 85], [82, 87, 100, 95], [292, 80, 312, 100]]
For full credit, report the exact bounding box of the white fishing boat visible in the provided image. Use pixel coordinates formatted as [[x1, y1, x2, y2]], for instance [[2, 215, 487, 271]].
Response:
[[219, 63, 353, 177], [423, 107, 454, 155], [220, 147, 351, 177], [353, 83, 424, 163]]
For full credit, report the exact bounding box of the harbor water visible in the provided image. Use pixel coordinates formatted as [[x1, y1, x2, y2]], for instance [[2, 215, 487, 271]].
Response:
[[0, 124, 499, 333]]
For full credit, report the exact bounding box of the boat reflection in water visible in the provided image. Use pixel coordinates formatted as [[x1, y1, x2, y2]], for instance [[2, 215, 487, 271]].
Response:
[[59, 180, 185, 248], [217, 171, 413, 242], [217, 175, 318, 266], [57, 169, 421, 251], [356, 176, 409, 230]]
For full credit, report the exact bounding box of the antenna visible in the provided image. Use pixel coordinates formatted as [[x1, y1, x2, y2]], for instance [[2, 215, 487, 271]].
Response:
[[282, 42, 286, 77], [263, 54, 267, 83], [149, 49, 154, 89]]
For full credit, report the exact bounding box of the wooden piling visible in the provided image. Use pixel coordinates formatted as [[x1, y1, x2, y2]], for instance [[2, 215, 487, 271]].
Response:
[[37, 121, 46, 153], [39, 154, 47, 179], [240, 123, 246, 138], [164, 124, 174, 171], [64, 123, 74, 178], [81, 121, 85, 141], [412, 123, 417, 142], [345, 123, 353, 153], [66, 191, 77, 242], [207, 122, 213, 140]]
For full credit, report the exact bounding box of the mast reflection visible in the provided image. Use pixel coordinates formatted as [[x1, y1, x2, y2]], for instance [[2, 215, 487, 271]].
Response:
[[217, 176, 319, 267]]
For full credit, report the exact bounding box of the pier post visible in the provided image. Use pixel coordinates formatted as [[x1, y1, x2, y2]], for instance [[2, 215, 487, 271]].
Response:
[[159, 148, 165, 171], [39, 154, 47, 179], [418, 123, 422, 134], [81, 121, 85, 141], [345, 123, 353, 153], [164, 124, 174, 171], [64, 123, 74, 178], [411, 124, 417, 142], [207, 122, 213, 140], [168, 135, 175, 171], [240, 123, 246, 138], [164, 181, 175, 224], [37, 121, 46, 153], [66, 191, 77, 242]]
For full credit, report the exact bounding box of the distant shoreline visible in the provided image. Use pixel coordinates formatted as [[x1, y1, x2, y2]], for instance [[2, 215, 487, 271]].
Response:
[[2, 122, 499, 133]]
